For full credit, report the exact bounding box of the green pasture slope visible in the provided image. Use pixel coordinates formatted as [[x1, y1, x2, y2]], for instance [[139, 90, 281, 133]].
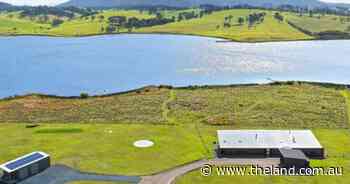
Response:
[[138, 9, 312, 42], [0, 8, 314, 41], [0, 82, 349, 184], [1, 8, 349, 41], [286, 12, 350, 34]]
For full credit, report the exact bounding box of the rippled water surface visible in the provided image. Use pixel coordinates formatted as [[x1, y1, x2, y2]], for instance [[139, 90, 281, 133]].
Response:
[[1, 34, 349, 98]]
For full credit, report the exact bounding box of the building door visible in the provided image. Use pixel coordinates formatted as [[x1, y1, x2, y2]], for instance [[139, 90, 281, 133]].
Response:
[[18, 168, 29, 179]]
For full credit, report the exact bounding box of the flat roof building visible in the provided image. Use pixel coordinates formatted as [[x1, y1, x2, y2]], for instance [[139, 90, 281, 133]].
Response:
[[217, 130, 324, 159], [0, 152, 50, 184]]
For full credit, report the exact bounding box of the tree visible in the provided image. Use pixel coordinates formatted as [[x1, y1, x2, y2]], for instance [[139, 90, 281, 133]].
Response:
[[51, 19, 64, 27], [309, 10, 313, 17], [99, 15, 105, 22], [105, 25, 116, 33], [238, 17, 245, 25], [274, 12, 284, 22]]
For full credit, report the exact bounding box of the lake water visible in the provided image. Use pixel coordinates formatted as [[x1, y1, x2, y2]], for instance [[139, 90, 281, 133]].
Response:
[[1, 34, 350, 98]]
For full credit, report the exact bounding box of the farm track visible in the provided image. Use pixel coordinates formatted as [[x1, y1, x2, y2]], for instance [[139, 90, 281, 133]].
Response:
[[162, 90, 177, 124]]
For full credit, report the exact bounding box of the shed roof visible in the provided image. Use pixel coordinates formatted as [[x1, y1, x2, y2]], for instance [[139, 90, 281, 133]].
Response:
[[217, 130, 322, 149], [0, 152, 49, 173], [279, 148, 309, 160]]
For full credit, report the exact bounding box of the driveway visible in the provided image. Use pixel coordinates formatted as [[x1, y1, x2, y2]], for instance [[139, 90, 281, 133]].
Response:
[[140, 158, 280, 184], [19, 165, 141, 184]]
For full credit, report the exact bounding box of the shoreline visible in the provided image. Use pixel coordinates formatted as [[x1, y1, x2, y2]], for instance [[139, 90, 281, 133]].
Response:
[[1, 31, 349, 43], [1, 81, 349, 101]]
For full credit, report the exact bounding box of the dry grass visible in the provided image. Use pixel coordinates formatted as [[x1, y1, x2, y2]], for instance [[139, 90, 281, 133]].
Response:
[[0, 87, 168, 124]]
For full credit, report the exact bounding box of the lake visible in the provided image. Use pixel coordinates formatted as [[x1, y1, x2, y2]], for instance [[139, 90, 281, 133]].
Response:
[[1, 34, 350, 98]]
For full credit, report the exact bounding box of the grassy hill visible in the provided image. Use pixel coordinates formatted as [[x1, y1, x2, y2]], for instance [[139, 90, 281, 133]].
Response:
[[0, 8, 320, 42], [0, 82, 349, 183], [0, 83, 347, 128], [286, 12, 350, 34], [137, 9, 312, 42], [1, 8, 349, 41]]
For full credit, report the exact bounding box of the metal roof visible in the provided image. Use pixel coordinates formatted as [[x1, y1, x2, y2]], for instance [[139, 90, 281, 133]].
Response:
[[0, 152, 49, 173], [279, 148, 309, 160], [217, 130, 322, 149]]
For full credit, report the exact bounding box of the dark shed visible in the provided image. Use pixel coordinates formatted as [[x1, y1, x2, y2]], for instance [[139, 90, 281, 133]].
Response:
[[279, 148, 309, 169], [0, 152, 50, 184]]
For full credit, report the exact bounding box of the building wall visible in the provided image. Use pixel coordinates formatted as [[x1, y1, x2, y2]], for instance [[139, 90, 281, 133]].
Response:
[[217, 147, 324, 159]]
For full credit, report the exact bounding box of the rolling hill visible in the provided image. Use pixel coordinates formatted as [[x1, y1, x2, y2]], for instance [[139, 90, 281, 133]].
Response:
[[0, 2, 11, 9], [59, 0, 328, 8]]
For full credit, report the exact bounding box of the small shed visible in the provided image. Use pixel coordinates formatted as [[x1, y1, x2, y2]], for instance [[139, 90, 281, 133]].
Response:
[[279, 148, 309, 169], [0, 152, 50, 183]]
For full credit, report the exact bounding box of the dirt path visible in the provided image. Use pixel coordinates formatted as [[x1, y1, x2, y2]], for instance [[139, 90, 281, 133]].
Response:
[[161, 90, 176, 124], [139, 158, 280, 184]]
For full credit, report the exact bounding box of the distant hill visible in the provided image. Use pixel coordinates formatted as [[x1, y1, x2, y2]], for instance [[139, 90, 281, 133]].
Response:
[[0, 2, 12, 9], [59, 0, 329, 8]]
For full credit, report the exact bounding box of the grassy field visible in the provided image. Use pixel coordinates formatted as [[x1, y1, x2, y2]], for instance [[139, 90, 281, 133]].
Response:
[[0, 83, 349, 183], [0, 9, 313, 41], [176, 129, 350, 184], [286, 12, 350, 34], [0, 124, 207, 175], [0, 87, 169, 124], [138, 9, 312, 42], [0, 83, 347, 129], [2, 8, 349, 41]]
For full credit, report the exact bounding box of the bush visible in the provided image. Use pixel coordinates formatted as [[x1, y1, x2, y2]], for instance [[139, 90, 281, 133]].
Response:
[[80, 93, 89, 99], [51, 19, 64, 27]]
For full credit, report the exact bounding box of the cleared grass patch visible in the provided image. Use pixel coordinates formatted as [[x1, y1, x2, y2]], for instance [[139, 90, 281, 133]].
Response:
[[0, 124, 207, 176]]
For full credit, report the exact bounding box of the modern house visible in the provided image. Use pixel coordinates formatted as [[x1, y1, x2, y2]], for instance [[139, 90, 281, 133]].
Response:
[[0, 152, 50, 184], [216, 130, 324, 159]]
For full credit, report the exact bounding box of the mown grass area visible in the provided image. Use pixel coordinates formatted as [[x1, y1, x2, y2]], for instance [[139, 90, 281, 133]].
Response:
[[0, 124, 207, 176], [286, 12, 350, 34], [138, 9, 312, 42], [0, 84, 347, 129], [176, 129, 350, 184], [0, 9, 313, 42], [170, 84, 347, 128], [0, 87, 169, 124]]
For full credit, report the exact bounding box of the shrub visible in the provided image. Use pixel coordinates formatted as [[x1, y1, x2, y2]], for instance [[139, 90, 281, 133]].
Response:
[[80, 93, 89, 99]]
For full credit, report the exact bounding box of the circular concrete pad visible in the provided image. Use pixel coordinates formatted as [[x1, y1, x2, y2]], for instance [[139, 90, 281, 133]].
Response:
[[133, 140, 154, 148]]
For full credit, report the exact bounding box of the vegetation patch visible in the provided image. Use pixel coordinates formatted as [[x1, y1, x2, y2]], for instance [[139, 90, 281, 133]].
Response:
[[35, 128, 83, 134], [0, 84, 347, 128], [169, 83, 347, 128], [0, 87, 168, 124]]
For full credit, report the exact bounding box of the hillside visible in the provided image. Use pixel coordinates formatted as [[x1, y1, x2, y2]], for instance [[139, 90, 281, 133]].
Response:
[[0, 2, 11, 9], [59, 0, 327, 8]]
